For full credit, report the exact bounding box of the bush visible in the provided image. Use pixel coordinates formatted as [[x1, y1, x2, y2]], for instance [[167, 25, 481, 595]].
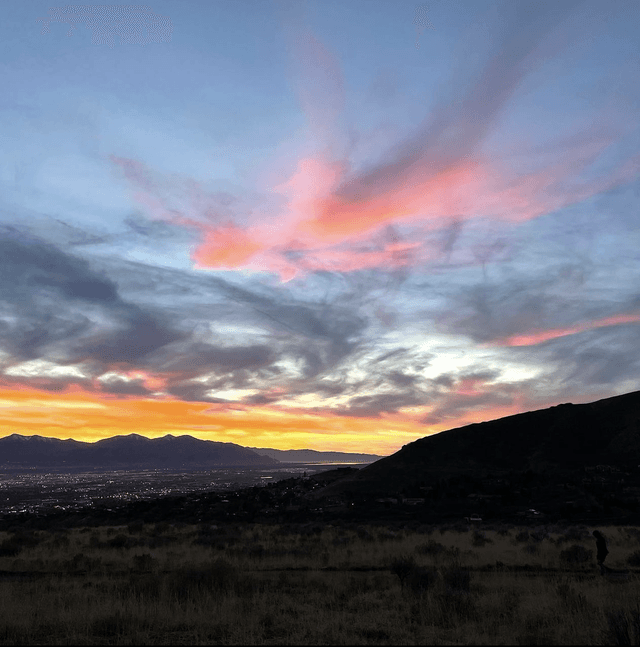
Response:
[[132, 553, 157, 572], [108, 533, 135, 549], [559, 544, 592, 566], [557, 527, 590, 545], [530, 528, 549, 543], [356, 527, 374, 542], [0, 537, 22, 557], [127, 521, 144, 534], [472, 531, 492, 547], [416, 539, 446, 556], [556, 580, 588, 613], [168, 557, 239, 597], [0, 531, 41, 556], [442, 565, 471, 593], [390, 556, 417, 588], [406, 566, 438, 594]]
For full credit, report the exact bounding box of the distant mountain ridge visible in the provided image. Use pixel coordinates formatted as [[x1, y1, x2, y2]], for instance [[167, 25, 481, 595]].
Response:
[[0, 433, 278, 469], [0, 434, 382, 469], [249, 447, 381, 464]]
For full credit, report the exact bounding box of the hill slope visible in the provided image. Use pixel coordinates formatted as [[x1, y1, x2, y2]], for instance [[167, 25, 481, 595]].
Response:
[[314, 390, 640, 496]]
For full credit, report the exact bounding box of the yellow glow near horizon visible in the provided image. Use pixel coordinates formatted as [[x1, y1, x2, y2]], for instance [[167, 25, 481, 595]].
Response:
[[0, 383, 583, 455], [0, 385, 434, 455]]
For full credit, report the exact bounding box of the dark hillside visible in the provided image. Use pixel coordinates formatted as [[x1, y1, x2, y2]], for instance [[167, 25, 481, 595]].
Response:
[[315, 390, 640, 497]]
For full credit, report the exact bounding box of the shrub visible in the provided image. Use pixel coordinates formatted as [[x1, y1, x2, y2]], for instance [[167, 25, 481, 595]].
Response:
[[406, 566, 438, 594], [132, 553, 157, 572], [559, 544, 592, 566], [530, 528, 549, 542], [557, 527, 590, 545], [0, 537, 22, 557], [127, 521, 144, 534], [108, 533, 135, 549], [0, 531, 41, 556], [172, 557, 240, 595], [390, 556, 417, 588], [356, 526, 374, 542], [472, 531, 492, 547], [556, 581, 588, 613], [442, 565, 471, 593], [244, 541, 262, 557], [624, 527, 640, 544], [416, 539, 446, 556]]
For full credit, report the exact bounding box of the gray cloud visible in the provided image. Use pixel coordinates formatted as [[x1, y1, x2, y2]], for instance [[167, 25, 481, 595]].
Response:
[[165, 381, 214, 402], [0, 230, 119, 304], [98, 377, 151, 396], [387, 370, 418, 388], [333, 392, 428, 418], [158, 343, 273, 376], [0, 373, 94, 393], [0, 230, 185, 366]]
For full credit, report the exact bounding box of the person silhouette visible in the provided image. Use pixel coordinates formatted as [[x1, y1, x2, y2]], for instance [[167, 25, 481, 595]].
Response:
[[593, 530, 609, 566]]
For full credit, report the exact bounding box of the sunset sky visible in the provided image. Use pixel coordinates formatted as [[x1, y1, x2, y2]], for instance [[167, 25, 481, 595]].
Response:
[[1, 0, 639, 455]]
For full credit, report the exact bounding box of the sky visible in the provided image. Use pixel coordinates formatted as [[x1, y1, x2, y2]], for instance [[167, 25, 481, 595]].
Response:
[[0, 0, 639, 455]]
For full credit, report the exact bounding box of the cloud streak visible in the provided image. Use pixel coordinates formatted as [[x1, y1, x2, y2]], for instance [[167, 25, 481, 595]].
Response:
[[109, 2, 639, 282], [490, 313, 640, 347]]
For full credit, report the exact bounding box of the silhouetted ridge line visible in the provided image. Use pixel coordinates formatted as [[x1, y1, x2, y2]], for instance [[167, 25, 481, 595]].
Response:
[[0, 433, 278, 468], [314, 390, 640, 496]]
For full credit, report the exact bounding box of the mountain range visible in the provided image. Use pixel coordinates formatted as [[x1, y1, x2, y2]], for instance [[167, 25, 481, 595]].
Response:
[[3, 389, 639, 479], [0, 433, 382, 469], [249, 447, 380, 464]]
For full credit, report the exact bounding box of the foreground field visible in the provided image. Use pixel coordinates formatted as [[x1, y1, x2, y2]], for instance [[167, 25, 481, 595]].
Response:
[[1, 522, 640, 645]]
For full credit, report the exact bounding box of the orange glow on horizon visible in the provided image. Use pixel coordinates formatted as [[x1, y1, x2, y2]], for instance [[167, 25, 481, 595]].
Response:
[[0, 385, 425, 455], [0, 384, 618, 455]]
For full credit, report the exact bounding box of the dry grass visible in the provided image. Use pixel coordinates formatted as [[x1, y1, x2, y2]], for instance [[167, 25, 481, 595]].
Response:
[[0, 522, 639, 644]]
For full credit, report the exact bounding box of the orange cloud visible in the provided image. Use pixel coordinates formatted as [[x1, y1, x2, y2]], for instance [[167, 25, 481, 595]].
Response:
[[491, 313, 640, 347], [455, 377, 490, 397], [193, 224, 263, 268]]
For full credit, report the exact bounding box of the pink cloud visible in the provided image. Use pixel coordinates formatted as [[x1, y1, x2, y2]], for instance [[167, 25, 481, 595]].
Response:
[[110, 6, 640, 280], [490, 314, 640, 347]]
